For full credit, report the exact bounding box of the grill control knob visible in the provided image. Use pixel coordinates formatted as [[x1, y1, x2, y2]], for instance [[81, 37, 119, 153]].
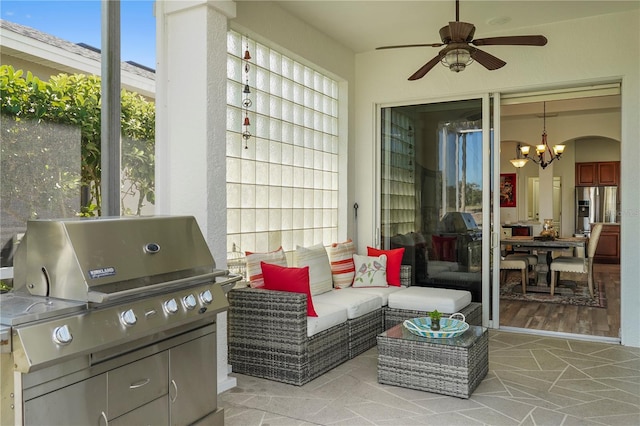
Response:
[[182, 294, 197, 310], [121, 309, 137, 326], [164, 298, 179, 314], [52, 325, 73, 345], [199, 289, 213, 305]]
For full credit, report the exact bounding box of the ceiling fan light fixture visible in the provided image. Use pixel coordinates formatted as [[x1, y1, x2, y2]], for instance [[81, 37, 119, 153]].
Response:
[[442, 48, 473, 72]]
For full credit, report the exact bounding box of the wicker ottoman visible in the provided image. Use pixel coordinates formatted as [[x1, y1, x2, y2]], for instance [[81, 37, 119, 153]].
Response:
[[377, 323, 488, 398]]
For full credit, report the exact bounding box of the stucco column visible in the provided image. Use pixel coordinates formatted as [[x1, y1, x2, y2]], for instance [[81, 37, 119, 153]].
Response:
[[155, 0, 237, 393]]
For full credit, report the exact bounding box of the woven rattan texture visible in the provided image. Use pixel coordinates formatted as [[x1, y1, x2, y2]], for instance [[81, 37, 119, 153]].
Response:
[[347, 308, 384, 358], [384, 301, 482, 330], [228, 287, 349, 386], [377, 327, 488, 398]]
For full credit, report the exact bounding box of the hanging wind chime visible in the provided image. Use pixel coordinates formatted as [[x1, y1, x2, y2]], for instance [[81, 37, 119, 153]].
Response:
[[242, 38, 252, 149]]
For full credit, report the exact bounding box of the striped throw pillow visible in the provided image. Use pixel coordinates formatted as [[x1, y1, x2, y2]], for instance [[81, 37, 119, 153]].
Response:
[[245, 247, 287, 288], [326, 239, 356, 289], [295, 243, 333, 296]]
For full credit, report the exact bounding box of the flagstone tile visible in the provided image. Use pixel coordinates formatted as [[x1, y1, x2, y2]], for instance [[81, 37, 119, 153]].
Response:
[[567, 339, 620, 355], [526, 406, 569, 425], [560, 414, 612, 425], [530, 349, 573, 370], [375, 412, 485, 426], [488, 355, 542, 370], [535, 338, 573, 350], [557, 365, 593, 380], [456, 407, 521, 425], [596, 378, 640, 395], [493, 370, 555, 390], [612, 357, 640, 371], [490, 333, 545, 348], [548, 383, 603, 403], [589, 346, 640, 362], [222, 329, 640, 426], [472, 395, 537, 422], [513, 370, 564, 382], [490, 348, 539, 357], [345, 401, 429, 424], [557, 398, 640, 419], [587, 413, 640, 425], [473, 376, 510, 395], [413, 395, 484, 413], [547, 348, 612, 363], [499, 380, 586, 408], [581, 363, 640, 379], [586, 388, 640, 406], [556, 378, 616, 392]]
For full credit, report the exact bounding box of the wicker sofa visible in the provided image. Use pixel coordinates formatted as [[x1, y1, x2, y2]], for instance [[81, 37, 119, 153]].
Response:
[[227, 270, 482, 386]]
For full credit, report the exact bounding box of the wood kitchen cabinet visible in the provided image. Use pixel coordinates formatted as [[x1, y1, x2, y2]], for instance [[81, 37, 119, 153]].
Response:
[[576, 161, 620, 186], [594, 224, 620, 264]]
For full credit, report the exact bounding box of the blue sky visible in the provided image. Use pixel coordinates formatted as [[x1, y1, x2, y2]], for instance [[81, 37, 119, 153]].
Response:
[[2, 0, 156, 69]]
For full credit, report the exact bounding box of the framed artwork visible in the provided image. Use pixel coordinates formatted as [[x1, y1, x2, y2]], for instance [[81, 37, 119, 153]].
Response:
[[500, 173, 517, 207]]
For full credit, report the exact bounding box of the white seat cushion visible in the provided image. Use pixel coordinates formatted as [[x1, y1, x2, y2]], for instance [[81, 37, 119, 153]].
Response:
[[500, 258, 528, 270], [306, 302, 348, 337], [341, 286, 405, 306], [506, 253, 538, 266], [429, 260, 460, 274], [388, 286, 472, 313], [551, 257, 587, 273], [313, 289, 382, 319]]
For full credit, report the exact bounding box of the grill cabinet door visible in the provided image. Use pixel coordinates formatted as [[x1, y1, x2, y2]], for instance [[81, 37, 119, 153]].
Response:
[[24, 373, 107, 425], [169, 332, 217, 426]]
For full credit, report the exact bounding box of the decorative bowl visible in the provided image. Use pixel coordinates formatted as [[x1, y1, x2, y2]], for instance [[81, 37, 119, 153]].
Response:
[[403, 313, 469, 338]]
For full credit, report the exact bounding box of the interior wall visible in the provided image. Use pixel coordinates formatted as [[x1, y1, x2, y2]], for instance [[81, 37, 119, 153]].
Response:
[[354, 10, 639, 347]]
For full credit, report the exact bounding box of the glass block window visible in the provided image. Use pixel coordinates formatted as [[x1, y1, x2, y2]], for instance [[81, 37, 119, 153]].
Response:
[[380, 109, 416, 238], [226, 30, 339, 258]]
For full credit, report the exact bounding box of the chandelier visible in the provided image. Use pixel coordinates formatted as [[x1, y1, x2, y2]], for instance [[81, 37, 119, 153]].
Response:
[[513, 102, 565, 169], [509, 143, 529, 168]]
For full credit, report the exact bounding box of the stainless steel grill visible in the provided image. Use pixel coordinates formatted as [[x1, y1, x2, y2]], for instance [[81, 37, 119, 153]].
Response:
[[1, 216, 240, 426]]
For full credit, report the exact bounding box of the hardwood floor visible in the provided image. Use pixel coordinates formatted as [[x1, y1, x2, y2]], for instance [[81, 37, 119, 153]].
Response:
[[499, 263, 620, 338]]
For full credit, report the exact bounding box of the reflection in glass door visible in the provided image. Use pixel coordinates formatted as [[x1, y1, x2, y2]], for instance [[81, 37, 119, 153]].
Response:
[[380, 99, 490, 306]]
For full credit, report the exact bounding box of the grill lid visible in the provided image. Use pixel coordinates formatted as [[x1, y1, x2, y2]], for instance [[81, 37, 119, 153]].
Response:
[[13, 216, 226, 303]]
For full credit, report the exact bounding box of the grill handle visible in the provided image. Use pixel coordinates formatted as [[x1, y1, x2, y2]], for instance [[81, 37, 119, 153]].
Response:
[[86, 271, 229, 303]]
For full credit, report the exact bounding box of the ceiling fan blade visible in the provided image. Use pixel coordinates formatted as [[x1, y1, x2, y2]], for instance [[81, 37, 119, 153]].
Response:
[[376, 43, 444, 50], [471, 48, 506, 70], [408, 53, 445, 81], [448, 21, 475, 42], [472, 35, 548, 46]]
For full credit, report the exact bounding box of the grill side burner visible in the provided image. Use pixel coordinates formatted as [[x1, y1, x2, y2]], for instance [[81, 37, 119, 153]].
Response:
[[1, 216, 240, 426]]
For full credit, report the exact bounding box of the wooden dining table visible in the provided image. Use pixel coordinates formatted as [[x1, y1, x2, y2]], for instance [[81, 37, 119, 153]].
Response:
[[500, 236, 588, 287]]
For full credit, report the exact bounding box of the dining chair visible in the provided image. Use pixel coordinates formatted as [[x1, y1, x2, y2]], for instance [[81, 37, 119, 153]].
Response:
[[505, 253, 538, 284], [500, 257, 529, 294], [549, 223, 603, 297]]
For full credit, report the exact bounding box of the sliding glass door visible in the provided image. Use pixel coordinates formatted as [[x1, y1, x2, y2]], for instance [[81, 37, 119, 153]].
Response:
[[379, 96, 497, 324]]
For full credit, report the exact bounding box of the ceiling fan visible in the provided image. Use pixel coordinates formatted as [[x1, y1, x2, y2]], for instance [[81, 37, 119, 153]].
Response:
[[376, 0, 547, 80]]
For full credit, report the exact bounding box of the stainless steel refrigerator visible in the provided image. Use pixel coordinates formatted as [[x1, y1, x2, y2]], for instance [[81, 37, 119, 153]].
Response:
[[575, 186, 619, 236]]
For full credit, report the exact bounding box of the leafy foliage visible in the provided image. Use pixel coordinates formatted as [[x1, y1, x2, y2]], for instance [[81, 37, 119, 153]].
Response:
[[0, 65, 155, 216]]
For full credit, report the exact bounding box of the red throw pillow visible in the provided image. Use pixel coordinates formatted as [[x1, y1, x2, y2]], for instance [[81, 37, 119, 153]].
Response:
[[367, 247, 405, 286], [261, 262, 318, 317]]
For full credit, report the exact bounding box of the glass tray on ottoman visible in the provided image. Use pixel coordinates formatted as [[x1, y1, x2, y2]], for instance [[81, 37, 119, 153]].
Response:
[[403, 313, 469, 338]]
